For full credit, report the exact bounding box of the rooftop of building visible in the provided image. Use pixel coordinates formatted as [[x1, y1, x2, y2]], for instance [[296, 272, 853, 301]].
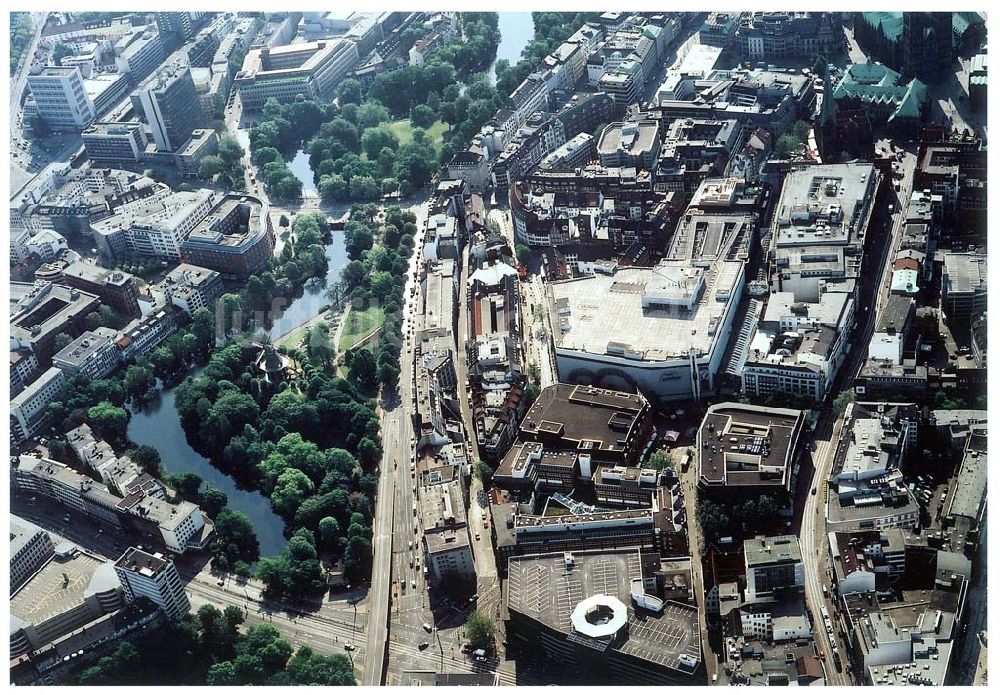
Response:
[[114, 546, 169, 576], [183, 194, 267, 248], [11, 282, 100, 340], [62, 260, 135, 287], [11, 548, 118, 626], [10, 515, 52, 559], [698, 403, 802, 488], [744, 535, 802, 566], [549, 258, 744, 361], [772, 163, 878, 248], [519, 383, 647, 450], [507, 548, 701, 673], [942, 252, 987, 294], [598, 120, 659, 159], [51, 329, 117, 368], [944, 435, 986, 522]]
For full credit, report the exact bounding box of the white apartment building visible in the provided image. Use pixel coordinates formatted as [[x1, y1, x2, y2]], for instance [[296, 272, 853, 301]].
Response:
[[10, 367, 66, 445], [26, 66, 97, 130], [114, 548, 191, 620]]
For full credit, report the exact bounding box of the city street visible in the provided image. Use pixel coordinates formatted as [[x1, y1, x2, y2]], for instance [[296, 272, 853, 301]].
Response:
[[360, 198, 429, 686]]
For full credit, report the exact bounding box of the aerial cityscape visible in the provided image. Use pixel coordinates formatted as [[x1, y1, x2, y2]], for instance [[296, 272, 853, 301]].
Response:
[[8, 9, 987, 687]]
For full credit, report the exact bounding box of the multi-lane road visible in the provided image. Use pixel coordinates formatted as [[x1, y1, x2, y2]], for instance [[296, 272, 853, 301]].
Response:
[[361, 200, 430, 685], [797, 140, 918, 686]]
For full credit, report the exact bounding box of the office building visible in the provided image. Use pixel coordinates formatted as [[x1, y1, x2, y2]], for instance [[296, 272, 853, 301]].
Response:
[[60, 262, 141, 318], [51, 329, 121, 380], [114, 547, 190, 620], [160, 263, 224, 316], [10, 545, 124, 658], [741, 287, 856, 403], [12, 455, 213, 554], [92, 188, 217, 261], [26, 66, 96, 130], [827, 402, 920, 533], [506, 548, 702, 684], [114, 27, 167, 86], [115, 307, 180, 362], [10, 367, 66, 446], [547, 204, 749, 402], [179, 194, 276, 279], [941, 252, 987, 324], [519, 384, 652, 467], [154, 11, 208, 44], [10, 282, 101, 366], [82, 122, 148, 165], [418, 477, 475, 581], [235, 39, 360, 110], [743, 535, 804, 601], [699, 12, 740, 48], [597, 120, 661, 170], [10, 348, 40, 399], [134, 61, 203, 152], [735, 12, 842, 62], [10, 517, 56, 596], [697, 403, 805, 500], [769, 163, 881, 302]]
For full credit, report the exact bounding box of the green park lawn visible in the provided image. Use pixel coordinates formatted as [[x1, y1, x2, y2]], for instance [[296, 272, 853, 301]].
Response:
[[387, 119, 449, 155], [338, 305, 386, 352]]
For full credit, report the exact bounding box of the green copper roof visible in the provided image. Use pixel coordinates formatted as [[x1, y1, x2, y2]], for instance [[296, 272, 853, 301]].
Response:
[[953, 12, 985, 36], [860, 12, 903, 42], [833, 62, 927, 123]]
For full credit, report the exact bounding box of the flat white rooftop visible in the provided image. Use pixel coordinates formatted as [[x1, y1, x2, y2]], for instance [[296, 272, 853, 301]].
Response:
[[550, 260, 743, 361]]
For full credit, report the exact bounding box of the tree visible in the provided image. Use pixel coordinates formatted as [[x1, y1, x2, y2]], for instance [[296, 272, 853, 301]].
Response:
[[774, 134, 801, 159], [123, 363, 154, 397], [217, 135, 244, 166], [832, 389, 856, 417], [649, 450, 673, 472], [52, 332, 73, 353], [695, 498, 731, 542], [125, 445, 163, 476], [200, 485, 228, 518], [318, 516, 341, 550], [361, 126, 399, 159], [279, 214, 290, 228], [211, 509, 260, 571], [337, 79, 363, 105], [515, 244, 531, 265], [52, 42, 73, 66], [198, 155, 224, 179], [87, 402, 129, 441], [474, 459, 495, 482], [271, 468, 316, 517], [465, 610, 496, 649], [348, 348, 378, 390], [356, 100, 391, 130], [410, 103, 435, 129]]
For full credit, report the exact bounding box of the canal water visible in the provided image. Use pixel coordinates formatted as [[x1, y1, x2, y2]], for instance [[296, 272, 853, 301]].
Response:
[[287, 149, 318, 197], [127, 229, 350, 557], [490, 12, 535, 86], [267, 227, 350, 341], [127, 369, 288, 557]]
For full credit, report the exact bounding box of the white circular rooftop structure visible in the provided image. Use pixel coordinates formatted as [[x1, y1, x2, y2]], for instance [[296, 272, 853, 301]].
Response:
[[570, 594, 628, 639]]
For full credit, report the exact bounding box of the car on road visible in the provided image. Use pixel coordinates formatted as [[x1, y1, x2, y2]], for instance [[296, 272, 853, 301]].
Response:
[[811, 487, 817, 495], [418, 642, 430, 650], [344, 643, 355, 651], [411, 579, 416, 589], [217, 579, 225, 587], [422, 622, 433, 632]]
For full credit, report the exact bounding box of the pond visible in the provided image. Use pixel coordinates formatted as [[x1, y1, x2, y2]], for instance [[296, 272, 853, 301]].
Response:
[[267, 229, 350, 341], [490, 12, 535, 87], [287, 149, 318, 197], [127, 369, 288, 557]]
